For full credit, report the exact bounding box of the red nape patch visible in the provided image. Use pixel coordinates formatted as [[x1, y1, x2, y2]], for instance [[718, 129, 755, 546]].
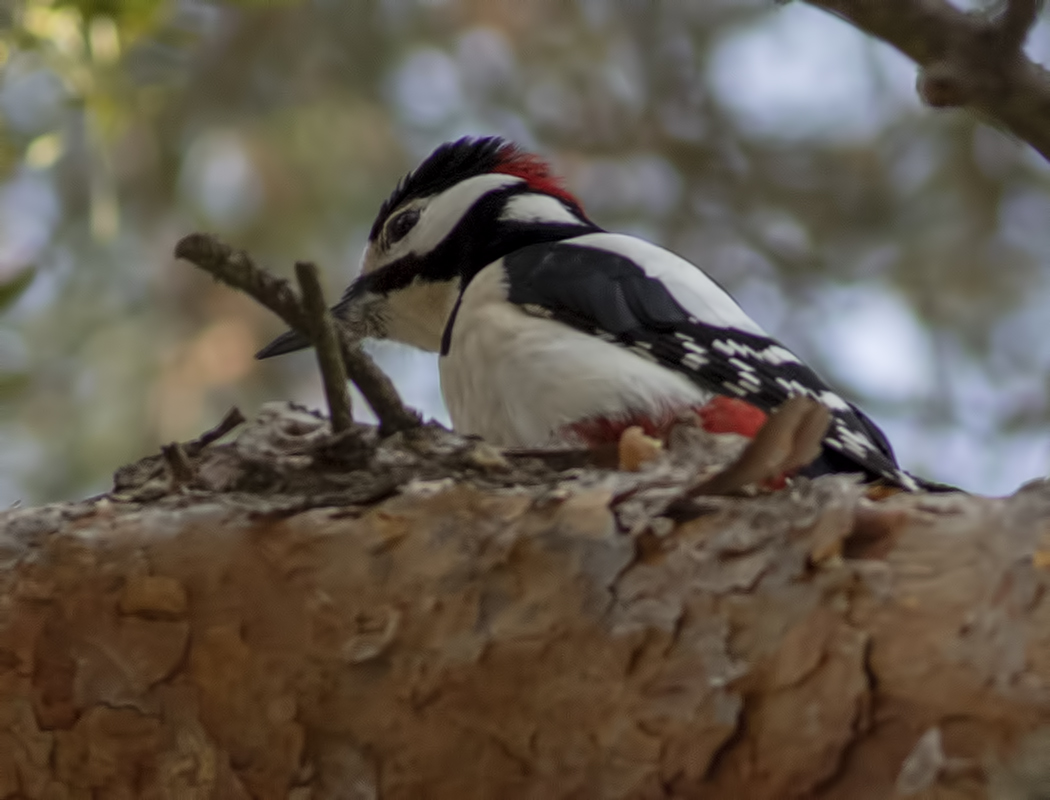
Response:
[[697, 397, 768, 439], [492, 144, 582, 208]]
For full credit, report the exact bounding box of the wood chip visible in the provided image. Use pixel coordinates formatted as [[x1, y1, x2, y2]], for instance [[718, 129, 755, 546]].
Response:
[[618, 426, 663, 472]]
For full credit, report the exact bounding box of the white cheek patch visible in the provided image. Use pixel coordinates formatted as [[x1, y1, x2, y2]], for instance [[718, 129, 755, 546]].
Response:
[[499, 193, 582, 225], [384, 173, 524, 263], [358, 242, 375, 275]]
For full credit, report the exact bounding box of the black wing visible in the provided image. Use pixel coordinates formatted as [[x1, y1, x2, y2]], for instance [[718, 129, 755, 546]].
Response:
[[500, 240, 930, 490]]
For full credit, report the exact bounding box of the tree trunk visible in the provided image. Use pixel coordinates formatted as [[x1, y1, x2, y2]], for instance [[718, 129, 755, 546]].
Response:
[[2, 405, 1050, 799]]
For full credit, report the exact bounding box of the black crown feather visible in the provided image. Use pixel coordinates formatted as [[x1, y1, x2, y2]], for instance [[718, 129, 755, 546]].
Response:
[[369, 137, 510, 240]]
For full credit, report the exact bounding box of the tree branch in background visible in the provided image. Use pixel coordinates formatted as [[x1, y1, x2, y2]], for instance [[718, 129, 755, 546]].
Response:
[[294, 261, 353, 433], [803, 0, 1050, 162], [996, 0, 1044, 52], [174, 233, 420, 436]]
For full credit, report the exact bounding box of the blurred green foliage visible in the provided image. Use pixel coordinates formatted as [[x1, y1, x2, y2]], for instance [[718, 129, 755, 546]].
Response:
[[0, 267, 33, 311], [1, 0, 1048, 503]]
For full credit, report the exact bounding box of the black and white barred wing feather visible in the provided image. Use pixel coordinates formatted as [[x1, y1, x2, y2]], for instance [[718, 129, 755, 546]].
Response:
[[501, 233, 922, 490]]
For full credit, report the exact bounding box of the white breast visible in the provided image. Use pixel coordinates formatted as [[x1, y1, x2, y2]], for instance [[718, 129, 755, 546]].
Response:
[[439, 262, 709, 447]]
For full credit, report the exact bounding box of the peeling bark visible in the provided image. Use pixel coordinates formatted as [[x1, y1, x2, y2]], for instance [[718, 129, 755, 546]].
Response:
[[3, 406, 1050, 798]]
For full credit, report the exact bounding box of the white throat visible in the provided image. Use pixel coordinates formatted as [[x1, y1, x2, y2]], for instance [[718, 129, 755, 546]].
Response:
[[382, 277, 461, 353]]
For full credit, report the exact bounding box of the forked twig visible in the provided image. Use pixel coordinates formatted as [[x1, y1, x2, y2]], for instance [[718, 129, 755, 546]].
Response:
[[174, 233, 419, 436]]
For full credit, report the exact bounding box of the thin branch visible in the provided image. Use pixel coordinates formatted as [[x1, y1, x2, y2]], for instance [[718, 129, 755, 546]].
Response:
[[295, 261, 354, 433], [334, 330, 422, 436], [996, 0, 1045, 53], [174, 233, 309, 330], [803, 0, 1050, 162], [174, 233, 419, 436]]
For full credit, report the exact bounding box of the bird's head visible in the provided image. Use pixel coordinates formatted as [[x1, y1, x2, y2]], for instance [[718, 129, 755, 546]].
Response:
[[342, 136, 596, 351], [257, 136, 595, 359]]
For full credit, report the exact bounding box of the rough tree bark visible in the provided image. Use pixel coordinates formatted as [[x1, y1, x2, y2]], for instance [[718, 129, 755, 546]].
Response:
[[5, 4, 1050, 790], [3, 403, 1050, 799]]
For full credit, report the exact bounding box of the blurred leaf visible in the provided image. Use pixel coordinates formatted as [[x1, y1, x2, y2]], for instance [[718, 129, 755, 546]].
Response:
[[54, 0, 162, 26], [0, 123, 21, 181], [0, 372, 30, 401], [25, 131, 63, 168], [0, 268, 35, 313]]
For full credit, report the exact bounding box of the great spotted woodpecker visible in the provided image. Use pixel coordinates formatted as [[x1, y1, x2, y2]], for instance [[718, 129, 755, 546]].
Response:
[[258, 136, 938, 491]]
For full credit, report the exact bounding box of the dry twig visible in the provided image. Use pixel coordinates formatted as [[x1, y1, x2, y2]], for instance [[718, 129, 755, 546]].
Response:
[[173, 233, 419, 436], [690, 396, 831, 496], [186, 406, 247, 454], [161, 441, 195, 486], [295, 261, 353, 433], [333, 328, 421, 436]]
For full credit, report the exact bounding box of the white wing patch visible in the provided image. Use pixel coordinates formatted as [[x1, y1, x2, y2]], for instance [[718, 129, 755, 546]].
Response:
[[564, 232, 768, 336]]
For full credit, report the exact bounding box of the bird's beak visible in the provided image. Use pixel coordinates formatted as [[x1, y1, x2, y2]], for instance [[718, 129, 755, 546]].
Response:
[[332, 277, 388, 340], [255, 274, 386, 360], [335, 241, 389, 340]]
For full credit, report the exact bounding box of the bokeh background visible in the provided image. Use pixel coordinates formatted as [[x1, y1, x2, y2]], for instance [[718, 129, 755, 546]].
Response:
[[1, 0, 1049, 505]]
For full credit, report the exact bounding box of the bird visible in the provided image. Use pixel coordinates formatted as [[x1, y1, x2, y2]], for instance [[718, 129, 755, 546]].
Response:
[[257, 136, 940, 492]]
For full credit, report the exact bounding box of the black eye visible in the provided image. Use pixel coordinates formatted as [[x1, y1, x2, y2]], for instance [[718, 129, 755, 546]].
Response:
[[387, 209, 420, 243]]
